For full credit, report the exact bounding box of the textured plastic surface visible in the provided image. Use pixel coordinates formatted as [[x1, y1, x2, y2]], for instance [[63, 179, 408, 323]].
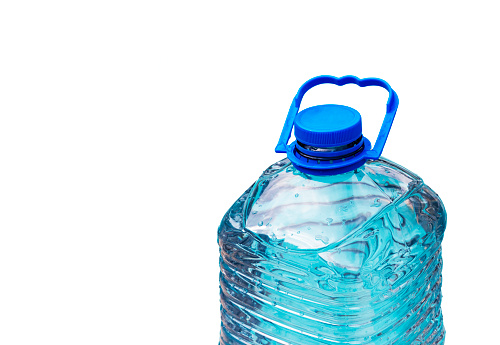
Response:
[[218, 158, 446, 344], [275, 75, 399, 175], [294, 104, 362, 147]]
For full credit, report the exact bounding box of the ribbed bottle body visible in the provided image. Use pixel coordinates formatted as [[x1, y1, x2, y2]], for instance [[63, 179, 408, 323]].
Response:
[[218, 158, 446, 345]]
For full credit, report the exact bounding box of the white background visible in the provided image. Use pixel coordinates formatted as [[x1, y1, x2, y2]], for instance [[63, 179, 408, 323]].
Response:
[[1, 1, 499, 344]]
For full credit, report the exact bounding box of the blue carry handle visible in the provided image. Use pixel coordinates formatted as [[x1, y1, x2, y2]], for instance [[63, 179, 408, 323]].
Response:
[[275, 75, 399, 160]]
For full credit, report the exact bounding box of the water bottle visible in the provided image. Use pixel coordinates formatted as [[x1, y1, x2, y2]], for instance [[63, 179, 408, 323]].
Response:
[[218, 75, 446, 345]]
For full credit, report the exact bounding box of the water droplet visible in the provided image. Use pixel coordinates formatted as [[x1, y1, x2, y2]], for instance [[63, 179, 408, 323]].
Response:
[[252, 210, 258, 214], [297, 230, 301, 234], [307, 227, 311, 230], [326, 217, 333, 225], [315, 235, 330, 245], [258, 221, 263, 226], [371, 198, 381, 207], [295, 193, 299, 198]]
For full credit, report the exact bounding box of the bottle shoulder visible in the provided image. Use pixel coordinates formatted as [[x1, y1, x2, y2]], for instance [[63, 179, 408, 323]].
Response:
[[220, 158, 446, 253]]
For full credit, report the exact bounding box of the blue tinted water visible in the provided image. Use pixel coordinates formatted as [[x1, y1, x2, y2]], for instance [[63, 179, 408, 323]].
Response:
[[218, 158, 446, 345]]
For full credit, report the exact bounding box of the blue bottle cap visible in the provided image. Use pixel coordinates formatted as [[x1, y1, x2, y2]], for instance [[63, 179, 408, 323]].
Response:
[[294, 105, 362, 147]]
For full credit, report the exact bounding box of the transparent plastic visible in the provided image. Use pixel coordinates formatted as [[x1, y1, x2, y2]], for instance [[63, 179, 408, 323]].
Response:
[[218, 158, 446, 345]]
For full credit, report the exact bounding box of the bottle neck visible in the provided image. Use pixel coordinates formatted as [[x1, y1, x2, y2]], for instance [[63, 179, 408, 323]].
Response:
[[294, 136, 365, 162]]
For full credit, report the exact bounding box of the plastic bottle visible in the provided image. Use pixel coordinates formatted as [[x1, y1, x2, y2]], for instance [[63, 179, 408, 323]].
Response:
[[218, 75, 446, 345]]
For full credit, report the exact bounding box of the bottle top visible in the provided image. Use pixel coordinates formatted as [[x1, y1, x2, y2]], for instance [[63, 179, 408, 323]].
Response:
[[294, 104, 362, 147], [275, 75, 399, 175]]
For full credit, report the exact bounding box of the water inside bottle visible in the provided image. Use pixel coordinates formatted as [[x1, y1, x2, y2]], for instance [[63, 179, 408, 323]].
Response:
[[218, 158, 446, 345]]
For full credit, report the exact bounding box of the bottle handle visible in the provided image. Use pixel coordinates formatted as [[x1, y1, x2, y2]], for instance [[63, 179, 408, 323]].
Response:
[[275, 75, 399, 160]]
